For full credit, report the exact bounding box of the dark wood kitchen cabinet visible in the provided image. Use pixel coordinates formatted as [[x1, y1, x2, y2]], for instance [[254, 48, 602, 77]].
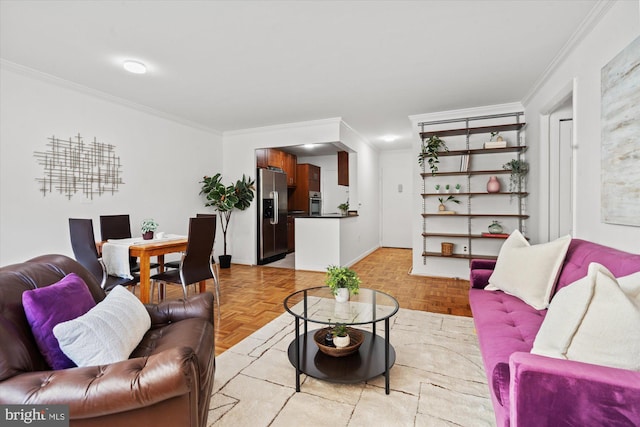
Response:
[[255, 148, 297, 187], [337, 150, 349, 186], [291, 163, 321, 212]]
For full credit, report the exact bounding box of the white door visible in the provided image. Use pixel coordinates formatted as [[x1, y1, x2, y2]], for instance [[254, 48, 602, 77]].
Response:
[[381, 150, 412, 248], [557, 119, 574, 237], [548, 96, 574, 240]]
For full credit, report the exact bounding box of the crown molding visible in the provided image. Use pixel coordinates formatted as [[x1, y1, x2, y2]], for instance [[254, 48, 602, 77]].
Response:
[[409, 102, 524, 124], [0, 59, 222, 136], [223, 117, 342, 137], [521, 0, 615, 106]]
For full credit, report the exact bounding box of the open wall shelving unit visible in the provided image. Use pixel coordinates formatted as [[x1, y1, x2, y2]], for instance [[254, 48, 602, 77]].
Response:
[[418, 112, 528, 263]]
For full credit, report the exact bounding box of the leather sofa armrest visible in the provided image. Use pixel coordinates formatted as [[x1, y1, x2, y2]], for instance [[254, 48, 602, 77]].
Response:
[[469, 259, 496, 289], [509, 352, 640, 427], [146, 292, 214, 326], [0, 346, 198, 418]]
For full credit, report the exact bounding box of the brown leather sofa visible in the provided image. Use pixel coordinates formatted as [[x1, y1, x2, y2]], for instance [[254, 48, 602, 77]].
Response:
[[0, 254, 215, 427]]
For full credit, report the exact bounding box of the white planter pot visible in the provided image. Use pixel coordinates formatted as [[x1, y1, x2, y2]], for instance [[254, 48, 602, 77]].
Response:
[[333, 334, 350, 348], [334, 288, 349, 303]]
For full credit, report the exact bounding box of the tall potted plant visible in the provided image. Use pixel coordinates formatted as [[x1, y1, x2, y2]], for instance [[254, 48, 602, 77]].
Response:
[[200, 173, 255, 268]]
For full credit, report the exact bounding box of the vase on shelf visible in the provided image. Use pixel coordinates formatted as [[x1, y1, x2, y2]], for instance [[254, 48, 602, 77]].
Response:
[[488, 221, 503, 234], [487, 176, 501, 193]]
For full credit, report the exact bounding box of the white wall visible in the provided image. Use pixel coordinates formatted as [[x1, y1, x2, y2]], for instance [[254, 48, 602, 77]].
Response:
[[380, 149, 413, 248], [223, 118, 380, 266], [524, 0, 640, 252], [0, 66, 222, 265]]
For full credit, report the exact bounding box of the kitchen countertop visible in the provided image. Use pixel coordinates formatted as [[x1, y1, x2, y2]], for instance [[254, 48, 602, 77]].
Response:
[[295, 213, 358, 218]]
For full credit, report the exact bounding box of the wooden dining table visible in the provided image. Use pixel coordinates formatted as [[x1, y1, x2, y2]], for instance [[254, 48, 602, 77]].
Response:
[[99, 237, 207, 303]]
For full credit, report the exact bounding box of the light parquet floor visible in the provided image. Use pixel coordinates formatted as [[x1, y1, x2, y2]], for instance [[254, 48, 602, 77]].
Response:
[[162, 247, 472, 355]]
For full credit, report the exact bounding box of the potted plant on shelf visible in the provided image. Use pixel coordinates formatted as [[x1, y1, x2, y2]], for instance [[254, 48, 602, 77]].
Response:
[[338, 200, 349, 216], [437, 195, 460, 213], [502, 159, 529, 196], [200, 173, 256, 268], [332, 323, 350, 348], [141, 218, 158, 240], [325, 265, 361, 302], [418, 135, 448, 175]]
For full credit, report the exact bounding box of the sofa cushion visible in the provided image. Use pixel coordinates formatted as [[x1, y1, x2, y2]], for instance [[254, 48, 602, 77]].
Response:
[[469, 288, 546, 407], [22, 273, 96, 369], [486, 231, 571, 309], [53, 285, 151, 366], [532, 263, 640, 371]]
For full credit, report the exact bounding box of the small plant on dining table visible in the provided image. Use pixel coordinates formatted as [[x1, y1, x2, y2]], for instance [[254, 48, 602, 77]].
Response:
[[141, 218, 158, 233], [141, 218, 159, 240]]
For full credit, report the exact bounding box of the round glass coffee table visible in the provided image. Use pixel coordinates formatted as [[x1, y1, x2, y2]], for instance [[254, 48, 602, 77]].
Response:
[[284, 287, 399, 394]]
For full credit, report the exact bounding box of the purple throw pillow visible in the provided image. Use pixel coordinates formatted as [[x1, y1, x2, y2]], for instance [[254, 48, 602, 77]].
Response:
[[22, 273, 96, 369]]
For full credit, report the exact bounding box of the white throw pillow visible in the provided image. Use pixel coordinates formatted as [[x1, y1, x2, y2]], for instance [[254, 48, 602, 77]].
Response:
[[531, 263, 640, 371], [53, 285, 151, 366], [486, 231, 571, 309]]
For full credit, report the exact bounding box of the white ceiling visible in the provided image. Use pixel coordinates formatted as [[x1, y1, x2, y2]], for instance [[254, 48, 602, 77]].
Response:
[[0, 0, 599, 151]]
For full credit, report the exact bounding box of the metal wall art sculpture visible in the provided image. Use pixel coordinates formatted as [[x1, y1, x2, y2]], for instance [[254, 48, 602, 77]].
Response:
[[34, 134, 124, 200]]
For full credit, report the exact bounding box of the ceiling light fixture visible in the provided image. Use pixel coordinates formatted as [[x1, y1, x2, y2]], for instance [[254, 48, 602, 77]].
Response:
[[123, 60, 147, 74], [382, 135, 399, 143], [304, 144, 316, 149]]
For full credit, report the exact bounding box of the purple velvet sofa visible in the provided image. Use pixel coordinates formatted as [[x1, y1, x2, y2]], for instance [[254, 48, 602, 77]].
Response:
[[469, 238, 640, 427]]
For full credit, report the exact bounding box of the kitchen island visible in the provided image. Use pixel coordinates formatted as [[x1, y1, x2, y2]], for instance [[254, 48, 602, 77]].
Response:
[[294, 214, 359, 271]]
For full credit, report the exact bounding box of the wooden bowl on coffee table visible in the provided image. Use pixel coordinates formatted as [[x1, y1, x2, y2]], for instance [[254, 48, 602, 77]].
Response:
[[313, 327, 364, 357]]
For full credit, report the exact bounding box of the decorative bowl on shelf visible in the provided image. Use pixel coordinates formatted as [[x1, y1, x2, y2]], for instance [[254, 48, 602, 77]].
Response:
[[313, 327, 364, 357]]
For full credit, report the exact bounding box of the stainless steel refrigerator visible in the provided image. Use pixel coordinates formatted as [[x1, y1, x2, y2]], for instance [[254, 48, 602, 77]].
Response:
[[257, 167, 288, 265]]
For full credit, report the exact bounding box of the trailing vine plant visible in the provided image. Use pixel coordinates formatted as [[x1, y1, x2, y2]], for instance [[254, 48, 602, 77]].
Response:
[[418, 135, 448, 175], [502, 159, 529, 199]]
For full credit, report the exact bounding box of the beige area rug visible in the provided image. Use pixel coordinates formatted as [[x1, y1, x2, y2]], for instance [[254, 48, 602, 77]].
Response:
[[207, 308, 496, 426]]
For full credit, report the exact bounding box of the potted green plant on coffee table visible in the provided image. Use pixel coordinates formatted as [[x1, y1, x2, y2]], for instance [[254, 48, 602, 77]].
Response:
[[332, 323, 350, 348], [200, 173, 255, 268], [325, 265, 361, 302]]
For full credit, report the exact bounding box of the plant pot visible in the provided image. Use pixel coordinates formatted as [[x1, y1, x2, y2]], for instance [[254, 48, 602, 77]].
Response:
[[333, 334, 350, 348], [334, 288, 349, 303], [219, 255, 232, 269], [142, 231, 154, 240]]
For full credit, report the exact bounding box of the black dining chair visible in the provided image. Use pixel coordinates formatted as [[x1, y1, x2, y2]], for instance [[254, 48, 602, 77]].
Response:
[[165, 214, 218, 272], [69, 218, 139, 292], [150, 216, 220, 312], [99, 214, 159, 272]]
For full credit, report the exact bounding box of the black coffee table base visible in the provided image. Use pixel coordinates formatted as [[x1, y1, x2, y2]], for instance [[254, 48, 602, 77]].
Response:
[[287, 329, 396, 394]]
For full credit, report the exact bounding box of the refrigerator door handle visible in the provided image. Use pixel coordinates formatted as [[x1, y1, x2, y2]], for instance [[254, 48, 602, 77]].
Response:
[[270, 191, 278, 225]]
